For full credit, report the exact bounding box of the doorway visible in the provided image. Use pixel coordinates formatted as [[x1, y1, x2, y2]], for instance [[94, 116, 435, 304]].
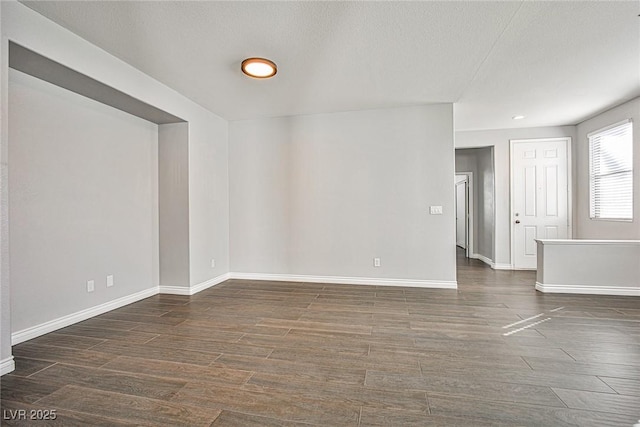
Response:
[[510, 138, 571, 270], [455, 172, 473, 259]]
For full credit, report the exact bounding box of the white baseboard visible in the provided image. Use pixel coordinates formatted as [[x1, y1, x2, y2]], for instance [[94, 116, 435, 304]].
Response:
[[493, 264, 534, 271], [159, 273, 231, 296], [0, 356, 15, 376], [10, 272, 234, 346], [229, 272, 457, 289], [7, 269, 459, 354], [11, 286, 158, 345], [191, 273, 231, 293], [157, 285, 191, 295], [535, 282, 640, 296], [469, 253, 517, 270], [471, 253, 494, 267], [493, 263, 515, 270]]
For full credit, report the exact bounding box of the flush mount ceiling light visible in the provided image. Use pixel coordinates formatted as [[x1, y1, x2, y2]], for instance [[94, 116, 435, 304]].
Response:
[[512, 115, 525, 120], [241, 57, 277, 79]]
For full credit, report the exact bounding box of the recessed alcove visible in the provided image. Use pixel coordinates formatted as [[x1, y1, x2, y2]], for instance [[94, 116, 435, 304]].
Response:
[[8, 41, 193, 343]]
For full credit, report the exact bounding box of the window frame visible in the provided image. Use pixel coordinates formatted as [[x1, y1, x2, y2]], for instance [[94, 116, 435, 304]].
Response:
[[588, 119, 634, 222]]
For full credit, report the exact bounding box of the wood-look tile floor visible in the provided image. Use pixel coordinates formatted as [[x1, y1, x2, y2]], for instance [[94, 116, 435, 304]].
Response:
[[2, 250, 639, 426]]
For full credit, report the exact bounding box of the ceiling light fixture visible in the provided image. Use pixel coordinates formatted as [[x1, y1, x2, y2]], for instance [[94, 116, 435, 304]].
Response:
[[512, 115, 525, 120], [241, 57, 277, 79]]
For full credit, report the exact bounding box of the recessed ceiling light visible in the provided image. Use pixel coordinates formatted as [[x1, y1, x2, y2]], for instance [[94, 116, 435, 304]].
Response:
[[241, 57, 277, 79], [512, 115, 525, 120]]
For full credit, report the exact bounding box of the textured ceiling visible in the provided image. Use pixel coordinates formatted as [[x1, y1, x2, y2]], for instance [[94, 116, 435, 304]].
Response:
[[20, 1, 640, 130]]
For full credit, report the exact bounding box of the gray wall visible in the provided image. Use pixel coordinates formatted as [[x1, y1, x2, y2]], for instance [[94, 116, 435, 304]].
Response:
[[1, 3, 11, 367], [8, 69, 159, 332], [159, 123, 190, 288], [229, 117, 291, 274], [455, 147, 495, 262], [187, 116, 230, 286], [456, 126, 576, 268], [537, 240, 640, 294], [475, 147, 495, 261], [575, 97, 640, 239], [230, 104, 457, 282]]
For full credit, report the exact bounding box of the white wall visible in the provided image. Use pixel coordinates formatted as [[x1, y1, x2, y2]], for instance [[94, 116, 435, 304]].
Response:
[[230, 105, 457, 285], [575, 97, 640, 239], [455, 125, 576, 268], [9, 69, 158, 332], [1, 2, 230, 367]]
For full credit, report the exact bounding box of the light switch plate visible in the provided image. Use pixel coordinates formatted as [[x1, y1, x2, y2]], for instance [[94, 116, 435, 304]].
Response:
[[430, 205, 443, 215]]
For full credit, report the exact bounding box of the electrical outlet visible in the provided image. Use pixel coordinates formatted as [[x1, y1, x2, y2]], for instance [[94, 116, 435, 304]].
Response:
[[211, 259, 216, 268], [430, 205, 443, 215], [87, 280, 95, 293], [106, 275, 114, 287], [374, 257, 381, 267]]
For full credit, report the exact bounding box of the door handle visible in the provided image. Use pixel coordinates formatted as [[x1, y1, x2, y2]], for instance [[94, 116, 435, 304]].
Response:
[[515, 220, 521, 224]]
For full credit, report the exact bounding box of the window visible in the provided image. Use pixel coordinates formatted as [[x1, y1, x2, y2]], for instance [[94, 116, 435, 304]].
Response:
[[589, 120, 633, 220]]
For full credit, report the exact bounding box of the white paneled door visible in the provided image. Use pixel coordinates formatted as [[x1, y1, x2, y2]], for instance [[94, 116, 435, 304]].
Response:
[[511, 138, 570, 270]]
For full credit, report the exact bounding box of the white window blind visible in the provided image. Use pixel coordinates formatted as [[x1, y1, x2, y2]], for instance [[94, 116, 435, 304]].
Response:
[[588, 120, 633, 220]]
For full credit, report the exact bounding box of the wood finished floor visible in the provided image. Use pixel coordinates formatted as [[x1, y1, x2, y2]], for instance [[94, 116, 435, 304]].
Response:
[[2, 250, 639, 426]]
